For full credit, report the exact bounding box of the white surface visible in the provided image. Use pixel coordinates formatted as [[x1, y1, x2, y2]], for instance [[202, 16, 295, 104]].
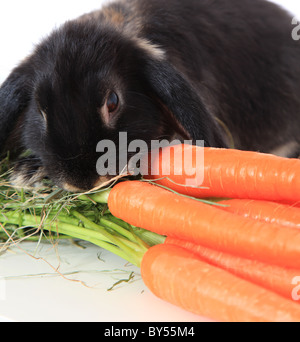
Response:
[[0, 0, 299, 322], [0, 241, 207, 322]]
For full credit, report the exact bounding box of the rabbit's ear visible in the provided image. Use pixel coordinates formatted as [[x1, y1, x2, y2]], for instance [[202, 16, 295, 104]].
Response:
[[142, 58, 227, 147], [0, 62, 33, 155]]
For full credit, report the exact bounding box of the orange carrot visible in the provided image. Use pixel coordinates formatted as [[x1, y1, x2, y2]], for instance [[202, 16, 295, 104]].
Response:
[[141, 244, 300, 322], [216, 199, 300, 228], [166, 237, 299, 301], [144, 144, 300, 202], [107, 181, 300, 268], [277, 201, 300, 208]]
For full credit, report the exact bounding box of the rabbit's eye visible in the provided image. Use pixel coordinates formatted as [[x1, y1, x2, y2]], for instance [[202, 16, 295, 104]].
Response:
[[106, 92, 119, 113], [99, 92, 120, 128]]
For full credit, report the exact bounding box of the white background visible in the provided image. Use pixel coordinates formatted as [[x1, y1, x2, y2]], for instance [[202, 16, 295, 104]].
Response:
[[0, 0, 300, 323], [0, 0, 300, 84]]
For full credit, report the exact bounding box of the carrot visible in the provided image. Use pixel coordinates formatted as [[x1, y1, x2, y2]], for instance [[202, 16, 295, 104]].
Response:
[[277, 201, 300, 208], [166, 237, 299, 301], [141, 244, 300, 322], [105, 181, 300, 268], [216, 199, 300, 229], [144, 144, 300, 202]]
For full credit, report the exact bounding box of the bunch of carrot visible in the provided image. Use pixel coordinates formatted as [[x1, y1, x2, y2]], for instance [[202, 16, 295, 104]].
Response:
[[89, 144, 300, 322], [1, 144, 300, 322]]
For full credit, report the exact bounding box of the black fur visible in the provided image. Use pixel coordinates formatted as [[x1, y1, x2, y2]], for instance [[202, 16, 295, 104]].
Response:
[[0, 0, 299, 190]]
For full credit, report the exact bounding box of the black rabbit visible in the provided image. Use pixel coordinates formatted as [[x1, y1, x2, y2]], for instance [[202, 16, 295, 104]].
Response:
[[0, 0, 299, 191]]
